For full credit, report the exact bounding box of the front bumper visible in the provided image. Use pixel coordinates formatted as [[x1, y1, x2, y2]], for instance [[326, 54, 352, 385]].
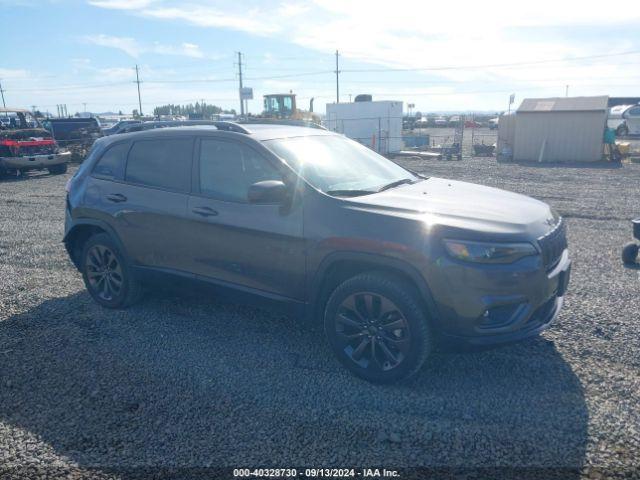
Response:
[[0, 151, 71, 170], [430, 249, 571, 346]]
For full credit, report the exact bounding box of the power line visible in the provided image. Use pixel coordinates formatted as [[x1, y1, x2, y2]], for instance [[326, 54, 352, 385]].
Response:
[[340, 50, 640, 73], [143, 78, 236, 84], [244, 70, 333, 81]]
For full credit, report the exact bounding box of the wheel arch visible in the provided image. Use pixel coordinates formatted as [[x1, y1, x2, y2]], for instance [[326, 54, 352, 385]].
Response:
[[309, 252, 440, 323], [63, 219, 128, 270]]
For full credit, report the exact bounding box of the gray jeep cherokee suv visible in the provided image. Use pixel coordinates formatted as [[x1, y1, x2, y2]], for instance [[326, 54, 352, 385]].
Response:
[[64, 122, 571, 383]]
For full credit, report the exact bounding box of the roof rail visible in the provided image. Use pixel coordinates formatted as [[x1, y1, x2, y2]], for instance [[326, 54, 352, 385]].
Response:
[[212, 121, 251, 134]]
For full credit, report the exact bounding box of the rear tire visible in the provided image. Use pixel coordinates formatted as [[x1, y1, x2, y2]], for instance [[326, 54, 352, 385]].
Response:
[[622, 242, 639, 265], [48, 163, 68, 175], [81, 233, 143, 308], [324, 272, 432, 383]]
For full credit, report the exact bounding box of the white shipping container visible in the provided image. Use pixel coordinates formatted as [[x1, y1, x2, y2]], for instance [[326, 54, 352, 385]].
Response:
[[325, 101, 403, 154]]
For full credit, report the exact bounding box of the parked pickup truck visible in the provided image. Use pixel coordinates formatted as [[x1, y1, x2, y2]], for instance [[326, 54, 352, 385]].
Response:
[[41, 116, 102, 162], [0, 108, 70, 177]]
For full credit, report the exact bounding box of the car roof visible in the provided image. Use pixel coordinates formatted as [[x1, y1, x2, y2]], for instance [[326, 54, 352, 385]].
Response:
[[98, 122, 335, 148], [240, 124, 333, 140], [48, 117, 98, 122]]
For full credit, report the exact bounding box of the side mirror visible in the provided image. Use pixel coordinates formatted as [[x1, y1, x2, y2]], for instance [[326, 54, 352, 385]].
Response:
[[248, 180, 288, 204]]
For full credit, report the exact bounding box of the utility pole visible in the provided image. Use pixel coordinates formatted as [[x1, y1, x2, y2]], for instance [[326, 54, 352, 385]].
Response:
[[83, 102, 87, 113], [565, 85, 569, 97], [335, 50, 340, 103], [0, 80, 6, 109], [135, 64, 143, 117], [237, 52, 245, 117]]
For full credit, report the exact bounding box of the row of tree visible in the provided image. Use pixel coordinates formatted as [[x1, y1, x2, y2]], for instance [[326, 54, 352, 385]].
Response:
[[152, 102, 236, 117]]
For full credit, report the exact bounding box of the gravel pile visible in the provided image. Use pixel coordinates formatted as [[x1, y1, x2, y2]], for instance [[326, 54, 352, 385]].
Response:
[[0, 158, 639, 478]]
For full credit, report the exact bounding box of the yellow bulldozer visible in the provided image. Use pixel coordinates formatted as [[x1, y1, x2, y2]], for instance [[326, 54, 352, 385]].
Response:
[[261, 93, 320, 124]]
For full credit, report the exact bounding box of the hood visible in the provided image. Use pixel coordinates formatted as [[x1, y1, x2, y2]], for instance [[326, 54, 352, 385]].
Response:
[[344, 177, 556, 238]]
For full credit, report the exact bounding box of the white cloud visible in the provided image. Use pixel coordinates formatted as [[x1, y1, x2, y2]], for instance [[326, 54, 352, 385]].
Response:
[[87, 0, 157, 9], [84, 34, 141, 57], [56, 1, 640, 110], [0, 68, 29, 79], [86, 0, 640, 76], [277, 2, 310, 17], [141, 5, 280, 35], [84, 34, 205, 58]]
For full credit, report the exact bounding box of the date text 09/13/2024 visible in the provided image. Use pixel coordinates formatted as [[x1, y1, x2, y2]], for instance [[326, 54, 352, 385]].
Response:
[[233, 468, 400, 478]]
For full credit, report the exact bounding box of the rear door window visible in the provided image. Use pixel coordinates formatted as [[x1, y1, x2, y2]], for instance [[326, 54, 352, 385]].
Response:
[[198, 139, 281, 202], [125, 138, 192, 192], [92, 142, 130, 180]]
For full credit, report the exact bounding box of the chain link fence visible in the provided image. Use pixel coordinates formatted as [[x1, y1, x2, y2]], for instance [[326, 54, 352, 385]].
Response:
[[323, 114, 498, 159]]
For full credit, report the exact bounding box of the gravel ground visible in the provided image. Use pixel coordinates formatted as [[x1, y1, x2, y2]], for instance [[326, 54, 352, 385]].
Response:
[[0, 158, 639, 479]]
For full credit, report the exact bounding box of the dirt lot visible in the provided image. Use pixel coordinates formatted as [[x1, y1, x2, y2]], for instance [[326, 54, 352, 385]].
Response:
[[1, 158, 639, 478]]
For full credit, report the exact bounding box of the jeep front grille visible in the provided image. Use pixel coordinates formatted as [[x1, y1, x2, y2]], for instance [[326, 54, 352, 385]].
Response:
[[538, 218, 567, 271]]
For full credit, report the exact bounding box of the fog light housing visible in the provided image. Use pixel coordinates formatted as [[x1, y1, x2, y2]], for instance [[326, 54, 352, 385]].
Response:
[[478, 303, 526, 329]]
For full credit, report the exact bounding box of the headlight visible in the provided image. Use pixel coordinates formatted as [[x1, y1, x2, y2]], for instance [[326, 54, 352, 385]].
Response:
[[443, 239, 537, 264]]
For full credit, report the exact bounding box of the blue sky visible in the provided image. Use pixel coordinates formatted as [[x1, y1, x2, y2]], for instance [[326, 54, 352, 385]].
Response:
[[1, 0, 639, 115]]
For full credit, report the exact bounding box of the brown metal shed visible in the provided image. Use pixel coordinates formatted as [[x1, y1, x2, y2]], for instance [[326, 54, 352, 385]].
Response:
[[513, 96, 609, 162]]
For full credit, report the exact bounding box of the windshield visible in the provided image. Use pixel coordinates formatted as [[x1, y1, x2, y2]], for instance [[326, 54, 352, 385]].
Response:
[[263, 135, 418, 195]]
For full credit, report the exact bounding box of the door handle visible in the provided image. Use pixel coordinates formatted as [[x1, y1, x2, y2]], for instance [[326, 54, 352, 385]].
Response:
[[106, 193, 127, 203], [192, 206, 219, 217]]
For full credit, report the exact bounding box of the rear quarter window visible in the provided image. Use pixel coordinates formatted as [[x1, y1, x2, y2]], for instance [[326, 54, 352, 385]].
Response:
[[92, 142, 130, 181]]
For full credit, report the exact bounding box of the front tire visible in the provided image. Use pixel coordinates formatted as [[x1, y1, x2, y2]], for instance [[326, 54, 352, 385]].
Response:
[[48, 163, 68, 175], [81, 233, 143, 308], [622, 242, 639, 265], [324, 273, 432, 383]]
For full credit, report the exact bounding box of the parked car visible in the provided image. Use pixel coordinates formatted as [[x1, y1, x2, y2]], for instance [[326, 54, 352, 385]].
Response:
[[413, 117, 428, 128], [0, 108, 70, 177], [434, 116, 447, 127], [64, 123, 571, 383], [42, 117, 102, 161], [615, 104, 640, 136]]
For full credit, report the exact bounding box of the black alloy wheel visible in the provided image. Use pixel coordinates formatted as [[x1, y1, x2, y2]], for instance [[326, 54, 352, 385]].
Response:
[[85, 244, 124, 301], [324, 273, 432, 383], [335, 292, 411, 372], [81, 233, 143, 308]]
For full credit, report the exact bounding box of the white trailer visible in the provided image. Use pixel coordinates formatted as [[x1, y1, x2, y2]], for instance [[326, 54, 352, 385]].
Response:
[[324, 100, 403, 154]]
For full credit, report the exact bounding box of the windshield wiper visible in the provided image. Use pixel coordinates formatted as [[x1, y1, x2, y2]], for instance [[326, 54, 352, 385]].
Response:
[[326, 189, 377, 197], [376, 178, 416, 192]]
